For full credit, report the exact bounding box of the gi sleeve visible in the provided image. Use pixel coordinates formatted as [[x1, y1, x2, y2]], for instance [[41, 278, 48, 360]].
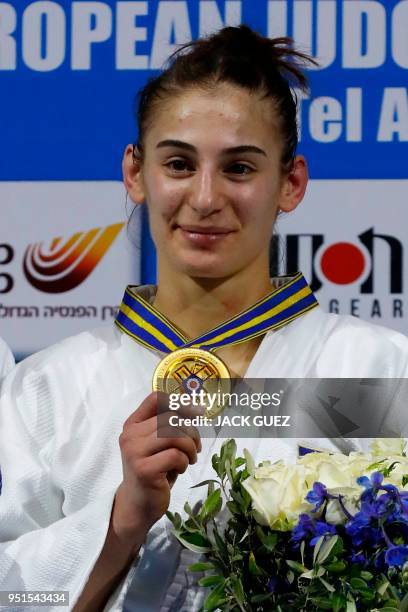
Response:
[[0, 337, 15, 383], [0, 361, 140, 611]]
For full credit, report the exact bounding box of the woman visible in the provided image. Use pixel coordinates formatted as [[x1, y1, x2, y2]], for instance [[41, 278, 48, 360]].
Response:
[[0, 26, 407, 612]]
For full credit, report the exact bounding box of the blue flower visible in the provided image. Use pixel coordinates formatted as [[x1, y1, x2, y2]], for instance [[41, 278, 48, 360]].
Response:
[[292, 514, 314, 543], [345, 512, 382, 547], [292, 513, 337, 547], [385, 545, 408, 567], [361, 492, 392, 519], [399, 492, 408, 518], [345, 511, 370, 535], [310, 521, 337, 546], [350, 551, 366, 566], [374, 550, 387, 572], [267, 577, 278, 593], [357, 472, 383, 490], [306, 482, 328, 511]]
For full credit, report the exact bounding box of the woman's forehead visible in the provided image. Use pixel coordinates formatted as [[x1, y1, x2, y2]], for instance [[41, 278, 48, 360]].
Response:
[[144, 83, 281, 151]]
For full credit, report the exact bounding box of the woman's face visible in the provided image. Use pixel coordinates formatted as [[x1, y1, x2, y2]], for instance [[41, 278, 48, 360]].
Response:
[[124, 83, 307, 281]]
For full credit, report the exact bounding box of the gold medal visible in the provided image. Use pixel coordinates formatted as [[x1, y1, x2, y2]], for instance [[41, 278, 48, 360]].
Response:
[[152, 347, 231, 418]]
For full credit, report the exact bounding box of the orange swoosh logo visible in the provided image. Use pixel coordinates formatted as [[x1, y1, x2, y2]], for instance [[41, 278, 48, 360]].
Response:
[[23, 223, 125, 293]]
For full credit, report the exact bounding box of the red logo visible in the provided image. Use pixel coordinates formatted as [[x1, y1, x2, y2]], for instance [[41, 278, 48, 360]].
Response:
[[319, 242, 368, 285], [284, 229, 403, 294], [23, 223, 124, 293]]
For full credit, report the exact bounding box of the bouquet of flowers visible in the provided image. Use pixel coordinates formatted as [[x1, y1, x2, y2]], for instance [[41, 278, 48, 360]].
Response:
[[167, 439, 408, 611]]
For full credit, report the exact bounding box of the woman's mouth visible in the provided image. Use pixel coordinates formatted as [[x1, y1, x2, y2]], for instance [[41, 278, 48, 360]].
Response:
[[177, 225, 233, 247]]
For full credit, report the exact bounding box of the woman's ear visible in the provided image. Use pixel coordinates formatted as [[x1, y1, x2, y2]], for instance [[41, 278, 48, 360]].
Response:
[[278, 155, 309, 213], [122, 144, 145, 204]]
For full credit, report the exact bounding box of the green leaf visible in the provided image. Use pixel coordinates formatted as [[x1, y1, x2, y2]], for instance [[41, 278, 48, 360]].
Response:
[[381, 461, 401, 477], [212, 454, 222, 479], [243, 448, 255, 474], [286, 569, 295, 584], [183, 517, 201, 533], [325, 561, 346, 573], [376, 578, 391, 596], [319, 577, 335, 592], [190, 479, 220, 489], [188, 562, 216, 572], [225, 458, 233, 485], [358, 589, 375, 602], [231, 488, 244, 502], [229, 574, 245, 605], [220, 439, 237, 471], [251, 593, 273, 603], [175, 531, 212, 553], [184, 501, 194, 516], [317, 535, 340, 564], [203, 584, 229, 611], [400, 592, 408, 612], [235, 457, 246, 468], [238, 528, 249, 544], [198, 575, 225, 587], [367, 458, 386, 471], [286, 560, 307, 574], [331, 592, 346, 612], [350, 577, 368, 590], [165, 510, 182, 530], [346, 600, 357, 612], [301, 566, 326, 579], [199, 489, 222, 522], [310, 597, 333, 609], [213, 524, 228, 557], [313, 535, 325, 564], [248, 551, 265, 576], [359, 571, 373, 581], [255, 528, 278, 552], [300, 540, 305, 565], [226, 501, 240, 515]]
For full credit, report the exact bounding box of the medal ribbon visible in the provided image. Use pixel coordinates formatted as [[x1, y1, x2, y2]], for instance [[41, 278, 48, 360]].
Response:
[[114, 272, 318, 355]]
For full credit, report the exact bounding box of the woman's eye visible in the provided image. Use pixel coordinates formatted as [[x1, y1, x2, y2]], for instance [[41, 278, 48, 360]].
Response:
[[166, 159, 192, 173], [227, 163, 253, 176]]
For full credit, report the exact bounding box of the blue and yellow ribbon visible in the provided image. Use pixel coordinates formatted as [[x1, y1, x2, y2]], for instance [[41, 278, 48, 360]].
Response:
[[115, 272, 318, 356]]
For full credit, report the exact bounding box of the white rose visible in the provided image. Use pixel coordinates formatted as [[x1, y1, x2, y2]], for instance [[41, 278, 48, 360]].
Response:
[[370, 438, 406, 458], [380, 456, 408, 489], [243, 463, 310, 530], [300, 451, 374, 491], [325, 488, 360, 525]]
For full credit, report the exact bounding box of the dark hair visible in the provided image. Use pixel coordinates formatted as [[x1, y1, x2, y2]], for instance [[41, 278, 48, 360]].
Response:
[[135, 25, 317, 172]]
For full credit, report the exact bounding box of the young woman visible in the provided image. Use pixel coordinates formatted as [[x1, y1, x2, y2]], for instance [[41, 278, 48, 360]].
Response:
[[0, 26, 407, 612]]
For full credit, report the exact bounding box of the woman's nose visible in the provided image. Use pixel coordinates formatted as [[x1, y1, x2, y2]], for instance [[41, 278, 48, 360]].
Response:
[[188, 170, 223, 215]]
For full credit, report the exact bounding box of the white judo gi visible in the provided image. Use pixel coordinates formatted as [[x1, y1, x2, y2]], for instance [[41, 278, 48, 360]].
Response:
[[0, 306, 407, 612], [0, 337, 14, 383]]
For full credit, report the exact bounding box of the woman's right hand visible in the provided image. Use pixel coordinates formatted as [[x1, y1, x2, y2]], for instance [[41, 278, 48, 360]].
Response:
[[112, 392, 202, 543]]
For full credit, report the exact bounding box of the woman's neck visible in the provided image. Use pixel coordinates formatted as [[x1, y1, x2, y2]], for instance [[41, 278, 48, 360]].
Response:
[[152, 267, 273, 340]]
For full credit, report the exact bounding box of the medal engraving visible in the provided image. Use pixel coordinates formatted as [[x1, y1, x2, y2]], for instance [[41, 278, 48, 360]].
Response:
[[152, 347, 231, 418]]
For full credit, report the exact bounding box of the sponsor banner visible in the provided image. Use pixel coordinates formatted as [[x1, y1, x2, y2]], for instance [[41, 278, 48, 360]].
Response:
[[0, 182, 140, 357], [273, 180, 406, 334], [1, 1, 407, 181]]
